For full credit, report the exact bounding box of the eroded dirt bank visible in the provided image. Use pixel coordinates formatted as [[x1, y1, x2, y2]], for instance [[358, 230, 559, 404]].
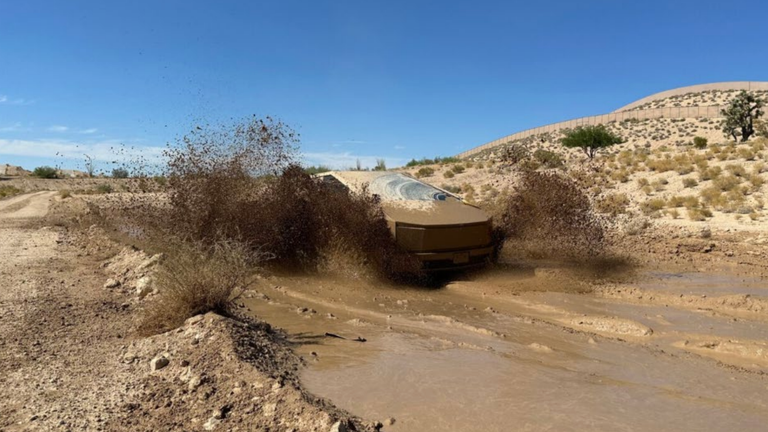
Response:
[[0, 193, 373, 432]]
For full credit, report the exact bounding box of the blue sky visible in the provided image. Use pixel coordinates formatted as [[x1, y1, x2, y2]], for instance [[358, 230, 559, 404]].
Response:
[[1, 0, 765, 172]]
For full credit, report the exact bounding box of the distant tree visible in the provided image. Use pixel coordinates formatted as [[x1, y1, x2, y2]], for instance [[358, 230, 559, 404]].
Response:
[[560, 125, 623, 160], [721, 91, 765, 142], [32, 166, 58, 179], [355, 158, 362, 171], [111, 167, 130, 178], [373, 158, 387, 171]]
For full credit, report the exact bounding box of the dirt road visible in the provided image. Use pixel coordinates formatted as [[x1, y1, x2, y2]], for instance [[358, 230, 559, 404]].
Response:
[[0, 194, 372, 431]]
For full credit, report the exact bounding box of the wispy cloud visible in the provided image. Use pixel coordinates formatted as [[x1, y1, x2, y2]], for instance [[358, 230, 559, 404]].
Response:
[[0, 138, 165, 164], [0, 95, 34, 105], [48, 125, 69, 132], [394, 145, 406, 150], [79, 128, 98, 134], [302, 151, 406, 169], [0, 122, 26, 132]]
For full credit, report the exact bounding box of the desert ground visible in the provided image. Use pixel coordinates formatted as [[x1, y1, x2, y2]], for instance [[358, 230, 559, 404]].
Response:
[[1, 167, 767, 431], [2, 90, 768, 432]]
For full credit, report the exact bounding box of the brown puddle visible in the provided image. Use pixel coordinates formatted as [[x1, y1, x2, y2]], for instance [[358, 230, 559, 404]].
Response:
[[243, 266, 768, 431]]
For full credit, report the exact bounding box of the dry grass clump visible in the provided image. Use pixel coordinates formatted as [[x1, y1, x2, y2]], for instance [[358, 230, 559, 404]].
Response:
[[687, 207, 713, 221], [0, 185, 23, 199], [59, 190, 72, 199], [698, 166, 722, 181], [640, 198, 666, 216], [595, 193, 629, 216], [682, 177, 698, 188], [138, 240, 256, 335]]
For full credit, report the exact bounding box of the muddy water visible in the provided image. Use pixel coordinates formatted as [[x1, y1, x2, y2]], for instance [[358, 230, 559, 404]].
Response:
[[243, 266, 768, 431]]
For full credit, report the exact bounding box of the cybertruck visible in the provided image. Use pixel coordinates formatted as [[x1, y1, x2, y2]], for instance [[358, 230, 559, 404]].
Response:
[[315, 171, 495, 270]]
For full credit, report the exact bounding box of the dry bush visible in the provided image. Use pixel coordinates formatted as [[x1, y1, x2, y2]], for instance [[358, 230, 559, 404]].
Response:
[[492, 170, 605, 260], [698, 166, 722, 181], [0, 185, 23, 199], [640, 198, 666, 215], [687, 207, 712, 221], [139, 240, 256, 335], [682, 177, 698, 188], [595, 193, 629, 216], [416, 167, 435, 178]]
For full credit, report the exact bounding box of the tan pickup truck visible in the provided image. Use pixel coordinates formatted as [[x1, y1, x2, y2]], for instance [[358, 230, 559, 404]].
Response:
[[316, 171, 495, 270]]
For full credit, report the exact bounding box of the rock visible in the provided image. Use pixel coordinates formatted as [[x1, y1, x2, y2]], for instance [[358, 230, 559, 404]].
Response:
[[188, 375, 203, 391], [700, 226, 712, 239], [203, 416, 221, 431], [137, 253, 164, 270], [725, 250, 734, 257], [330, 421, 348, 432], [136, 277, 153, 298], [383, 417, 396, 426], [262, 402, 277, 417], [150, 355, 169, 371], [103, 278, 120, 289]]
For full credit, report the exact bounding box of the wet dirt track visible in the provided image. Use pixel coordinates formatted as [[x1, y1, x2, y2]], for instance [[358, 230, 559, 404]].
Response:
[[244, 264, 768, 432]]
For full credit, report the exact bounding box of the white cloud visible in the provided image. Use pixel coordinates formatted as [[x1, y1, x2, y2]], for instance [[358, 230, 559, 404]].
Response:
[[79, 128, 98, 134], [0, 95, 34, 105], [0, 138, 165, 163], [302, 151, 407, 169], [394, 145, 406, 150], [48, 125, 69, 132], [0, 122, 24, 132]]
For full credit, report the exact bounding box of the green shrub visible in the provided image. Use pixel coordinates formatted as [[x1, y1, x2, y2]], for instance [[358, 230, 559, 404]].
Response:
[[443, 170, 455, 179], [416, 167, 435, 178], [693, 136, 708, 149], [0, 185, 22, 199], [451, 164, 466, 174], [111, 167, 130, 178], [33, 166, 58, 179], [533, 149, 564, 168], [95, 184, 114, 194]]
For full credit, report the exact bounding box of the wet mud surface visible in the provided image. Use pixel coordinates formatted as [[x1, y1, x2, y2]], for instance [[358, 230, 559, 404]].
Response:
[[244, 264, 768, 431]]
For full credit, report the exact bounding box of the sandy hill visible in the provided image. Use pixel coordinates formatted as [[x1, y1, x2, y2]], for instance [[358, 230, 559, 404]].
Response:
[[399, 83, 768, 235]]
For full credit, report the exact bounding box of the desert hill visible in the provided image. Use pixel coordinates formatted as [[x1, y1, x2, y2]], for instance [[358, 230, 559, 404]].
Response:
[[400, 82, 768, 235]]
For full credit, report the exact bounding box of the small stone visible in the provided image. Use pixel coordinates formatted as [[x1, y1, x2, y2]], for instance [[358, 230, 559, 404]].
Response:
[[136, 277, 153, 298], [725, 250, 734, 257], [383, 417, 396, 426], [188, 376, 202, 391], [180, 360, 190, 367], [700, 226, 712, 239], [103, 278, 120, 289], [203, 416, 221, 431], [150, 355, 169, 371], [329, 421, 348, 432]]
